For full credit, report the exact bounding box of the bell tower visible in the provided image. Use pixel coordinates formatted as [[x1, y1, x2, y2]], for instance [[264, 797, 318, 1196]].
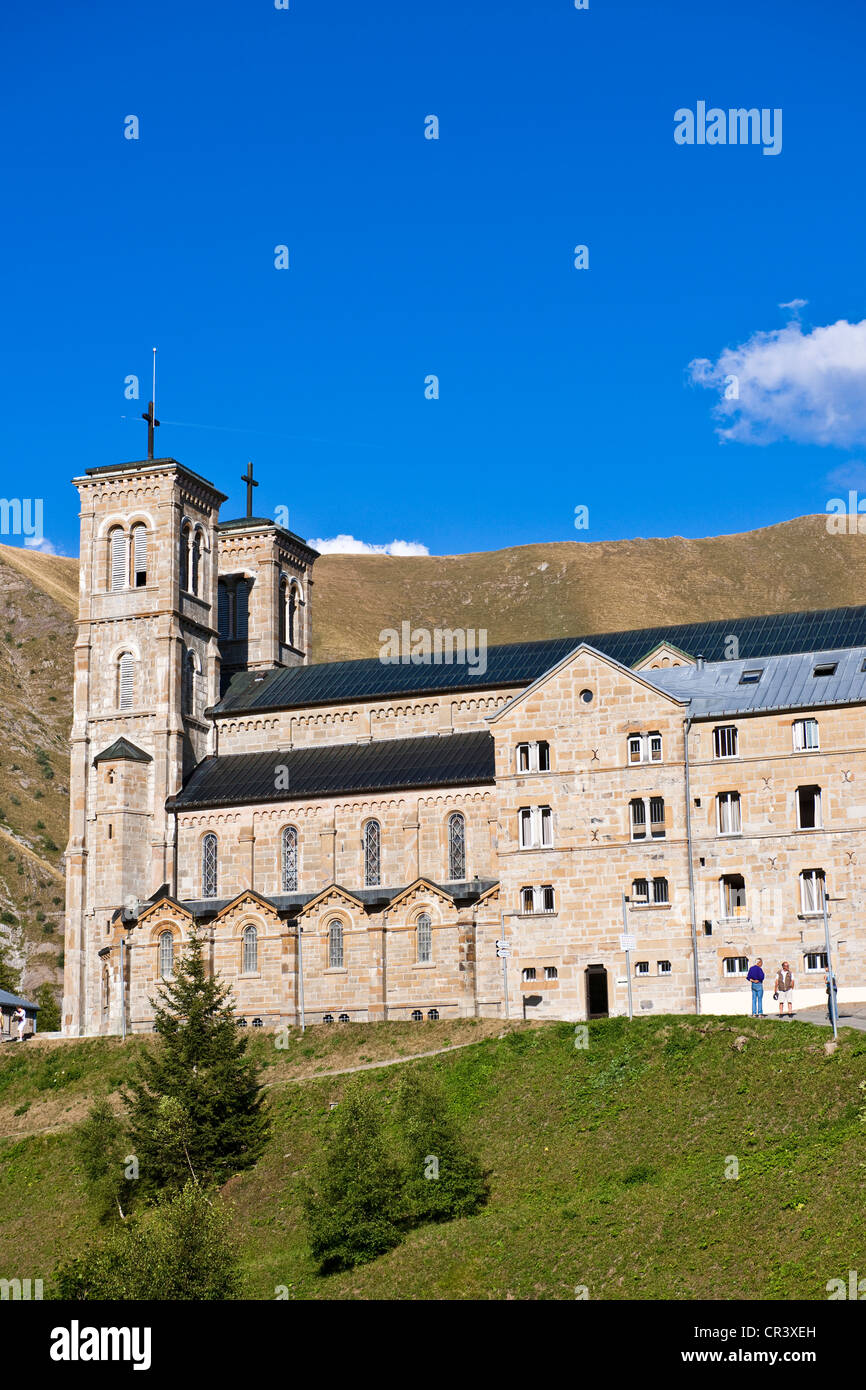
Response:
[[62, 456, 227, 1035]]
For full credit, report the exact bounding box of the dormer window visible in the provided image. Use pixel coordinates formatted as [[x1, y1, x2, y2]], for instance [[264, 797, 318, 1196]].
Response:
[[739, 668, 762, 685], [813, 663, 837, 677]]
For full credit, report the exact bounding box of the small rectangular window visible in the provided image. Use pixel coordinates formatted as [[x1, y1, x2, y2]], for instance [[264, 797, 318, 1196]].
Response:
[[635, 961, 649, 976], [544, 965, 558, 980], [649, 796, 666, 838], [739, 668, 763, 684], [541, 885, 555, 913], [657, 960, 672, 975], [628, 736, 643, 764], [632, 877, 649, 903], [804, 951, 828, 972], [723, 956, 749, 976], [649, 734, 662, 762], [713, 725, 739, 758], [797, 785, 822, 830], [522, 967, 536, 982], [813, 663, 837, 677], [652, 877, 669, 905], [793, 718, 819, 751], [521, 886, 535, 914]]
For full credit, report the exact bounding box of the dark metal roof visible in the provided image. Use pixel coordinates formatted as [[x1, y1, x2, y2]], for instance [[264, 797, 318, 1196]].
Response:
[[213, 604, 866, 715], [176, 878, 498, 920], [648, 645, 866, 719], [93, 737, 153, 765], [167, 730, 495, 811]]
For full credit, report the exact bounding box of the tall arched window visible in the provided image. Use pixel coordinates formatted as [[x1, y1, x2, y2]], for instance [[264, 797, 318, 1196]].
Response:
[[363, 819, 381, 887], [191, 528, 202, 597], [287, 584, 298, 647], [417, 912, 432, 964], [328, 919, 344, 969], [159, 930, 174, 980], [180, 522, 191, 592], [183, 650, 199, 719], [202, 833, 218, 898], [109, 527, 126, 592], [281, 824, 298, 892], [279, 576, 288, 646], [118, 652, 135, 710], [448, 812, 466, 880], [130, 523, 148, 587], [101, 967, 111, 1017], [242, 924, 258, 973]]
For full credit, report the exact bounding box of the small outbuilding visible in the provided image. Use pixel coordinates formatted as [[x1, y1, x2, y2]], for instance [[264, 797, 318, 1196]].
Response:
[[0, 988, 39, 1040]]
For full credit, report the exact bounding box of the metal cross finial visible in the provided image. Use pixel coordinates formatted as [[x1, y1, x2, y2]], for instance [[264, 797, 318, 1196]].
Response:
[[241, 460, 258, 518], [141, 400, 160, 460]]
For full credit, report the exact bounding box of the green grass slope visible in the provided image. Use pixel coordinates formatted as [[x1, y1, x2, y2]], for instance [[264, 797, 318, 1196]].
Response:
[[0, 1016, 864, 1301]]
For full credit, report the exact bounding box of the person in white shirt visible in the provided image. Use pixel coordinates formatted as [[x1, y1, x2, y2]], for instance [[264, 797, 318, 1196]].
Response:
[[775, 962, 795, 1018], [13, 1006, 26, 1041]]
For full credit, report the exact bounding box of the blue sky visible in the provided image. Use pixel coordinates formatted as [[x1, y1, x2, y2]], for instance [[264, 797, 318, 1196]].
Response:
[[2, 0, 865, 558]]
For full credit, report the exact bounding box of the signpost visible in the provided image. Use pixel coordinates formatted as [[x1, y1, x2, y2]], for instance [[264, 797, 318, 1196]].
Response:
[[496, 934, 510, 1018]]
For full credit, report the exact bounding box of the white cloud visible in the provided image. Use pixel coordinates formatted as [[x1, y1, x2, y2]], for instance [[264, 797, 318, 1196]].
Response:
[[688, 317, 866, 446], [24, 536, 66, 555], [308, 533, 430, 557]]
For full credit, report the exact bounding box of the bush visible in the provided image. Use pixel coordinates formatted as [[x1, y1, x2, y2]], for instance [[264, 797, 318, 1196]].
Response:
[[53, 1182, 241, 1300], [394, 1070, 488, 1224], [35, 982, 60, 1031], [304, 1083, 405, 1273]]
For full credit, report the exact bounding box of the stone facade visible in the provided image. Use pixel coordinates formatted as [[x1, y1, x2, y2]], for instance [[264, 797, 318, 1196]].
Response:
[[64, 457, 866, 1035]]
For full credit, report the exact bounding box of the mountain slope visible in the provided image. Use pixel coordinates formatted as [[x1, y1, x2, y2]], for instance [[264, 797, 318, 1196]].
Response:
[[2, 512, 864, 1005]]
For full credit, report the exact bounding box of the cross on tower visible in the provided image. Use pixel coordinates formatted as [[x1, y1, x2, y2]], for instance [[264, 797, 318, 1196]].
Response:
[[241, 460, 258, 518], [141, 400, 160, 460]]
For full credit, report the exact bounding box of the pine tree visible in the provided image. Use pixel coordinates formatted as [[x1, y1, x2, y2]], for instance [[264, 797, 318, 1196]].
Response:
[[123, 930, 269, 1194], [34, 982, 60, 1032], [304, 1081, 405, 1272], [395, 1068, 488, 1224]]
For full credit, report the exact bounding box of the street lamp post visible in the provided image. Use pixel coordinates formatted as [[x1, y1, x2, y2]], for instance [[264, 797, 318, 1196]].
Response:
[[621, 893, 634, 1022], [297, 925, 305, 1034], [822, 891, 843, 1040]]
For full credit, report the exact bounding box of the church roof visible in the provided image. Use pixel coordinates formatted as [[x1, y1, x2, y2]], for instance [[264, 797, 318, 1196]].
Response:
[[176, 878, 498, 920], [648, 644, 866, 719], [93, 737, 152, 764], [166, 730, 495, 811], [212, 603, 866, 715]]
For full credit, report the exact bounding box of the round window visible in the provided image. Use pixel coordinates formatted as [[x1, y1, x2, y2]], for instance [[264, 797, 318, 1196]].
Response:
[[580, 688, 594, 704]]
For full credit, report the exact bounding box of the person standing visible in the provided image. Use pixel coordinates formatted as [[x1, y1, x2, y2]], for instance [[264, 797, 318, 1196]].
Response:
[[775, 961, 795, 1019], [746, 958, 765, 1016], [13, 1006, 26, 1041]]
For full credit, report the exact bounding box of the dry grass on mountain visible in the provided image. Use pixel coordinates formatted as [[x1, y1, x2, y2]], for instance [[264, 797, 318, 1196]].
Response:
[[2, 512, 865, 1004]]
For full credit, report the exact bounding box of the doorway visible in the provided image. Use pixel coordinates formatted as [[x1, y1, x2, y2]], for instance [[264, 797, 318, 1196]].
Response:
[[585, 964, 609, 1019]]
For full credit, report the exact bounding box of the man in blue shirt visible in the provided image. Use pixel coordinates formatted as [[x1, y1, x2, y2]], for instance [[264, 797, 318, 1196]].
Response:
[[746, 958, 765, 1016]]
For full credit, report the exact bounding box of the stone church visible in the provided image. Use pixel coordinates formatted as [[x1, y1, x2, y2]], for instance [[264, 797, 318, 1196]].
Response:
[[62, 454, 866, 1035]]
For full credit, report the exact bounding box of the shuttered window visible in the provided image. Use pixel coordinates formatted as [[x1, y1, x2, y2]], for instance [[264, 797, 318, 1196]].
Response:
[[131, 525, 148, 587], [217, 581, 230, 637], [235, 579, 249, 639], [110, 529, 126, 591], [118, 653, 135, 709]]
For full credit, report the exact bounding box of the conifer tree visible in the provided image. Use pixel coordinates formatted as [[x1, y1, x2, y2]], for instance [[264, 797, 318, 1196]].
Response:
[[123, 929, 269, 1194], [74, 1098, 130, 1222], [395, 1068, 488, 1224]]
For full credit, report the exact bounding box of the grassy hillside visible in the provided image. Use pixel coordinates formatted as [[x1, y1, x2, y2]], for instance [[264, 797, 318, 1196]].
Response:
[[0, 546, 75, 1008], [0, 1015, 864, 1300], [4, 511, 866, 1006]]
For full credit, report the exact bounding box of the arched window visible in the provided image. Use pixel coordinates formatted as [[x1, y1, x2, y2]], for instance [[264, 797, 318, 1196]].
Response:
[[281, 825, 298, 892], [183, 650, 199, 719], [118, 652, 135, 710], [159, 930, 174, 980], [363, 819, 381, 887], [180, 522, 191, 592], [287, 584, 298, 647], [448, 812, 466, 880], [109, 527, 126, 592], [328, 919, 344, 969], [410, 1009, 423, 1022], [202, 833, 218, 898], [427, 1008, 439, 1021], [278, 576, 288, 646], [191, 528, 202, 597], [242, 924, 258, 973], [417, 912, 432, 964], [130, 523, 148, 588]]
